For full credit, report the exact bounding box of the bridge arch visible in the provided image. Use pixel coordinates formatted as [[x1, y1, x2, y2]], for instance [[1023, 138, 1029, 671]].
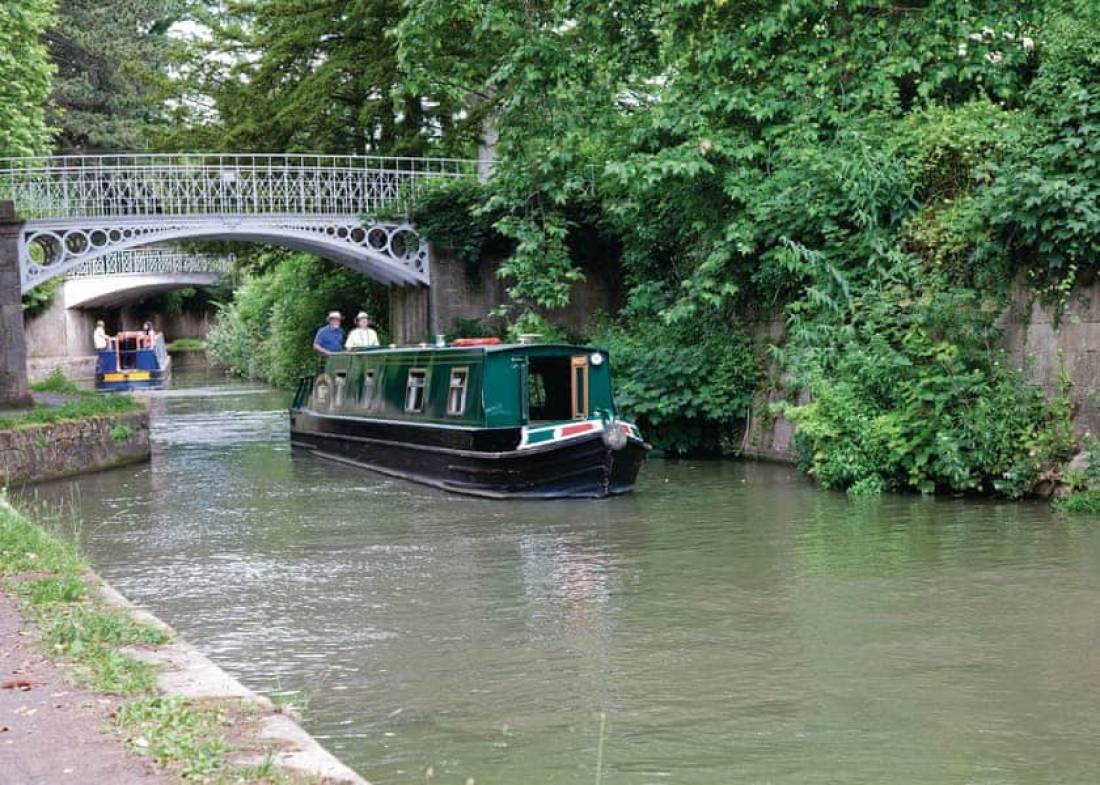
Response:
[[22, 216, 429, 290], [61, 247, 233, 309]]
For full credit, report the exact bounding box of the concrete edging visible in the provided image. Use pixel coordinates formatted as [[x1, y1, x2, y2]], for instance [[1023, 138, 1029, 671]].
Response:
[[96, 581, 370, 785]]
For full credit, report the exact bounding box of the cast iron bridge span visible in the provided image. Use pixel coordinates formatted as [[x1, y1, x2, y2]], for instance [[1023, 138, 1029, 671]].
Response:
[[62, 247, 235, 309], [0, 153, 480, 293]]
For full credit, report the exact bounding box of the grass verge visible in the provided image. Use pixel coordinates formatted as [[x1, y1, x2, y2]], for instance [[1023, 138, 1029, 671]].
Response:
[[167, 338, 206, 352], [0, 500, 312, 784], [30, 369, 81, 395], [0, 391, 142, 430]]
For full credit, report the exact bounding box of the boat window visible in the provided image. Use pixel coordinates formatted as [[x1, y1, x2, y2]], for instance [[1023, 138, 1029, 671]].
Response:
[[333, 372, 347, 408], [313, 374, 331, 409], [528, 372, 547, 411], [405, 368, 428, 413], [447, 367, 469, 416], [526, 356, 573, 422], [360, 370, 376, 408], [571, 356, 589, 419]]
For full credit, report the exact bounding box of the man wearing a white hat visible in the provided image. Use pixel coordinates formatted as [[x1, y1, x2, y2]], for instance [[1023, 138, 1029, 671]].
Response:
[[345, 311, 380, 349], [313, 311, 345, 355]]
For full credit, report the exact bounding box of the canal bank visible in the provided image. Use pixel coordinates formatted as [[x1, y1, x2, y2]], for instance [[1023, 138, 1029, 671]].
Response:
[[0, 499, 367, 785], [0, 378, 150, 487]]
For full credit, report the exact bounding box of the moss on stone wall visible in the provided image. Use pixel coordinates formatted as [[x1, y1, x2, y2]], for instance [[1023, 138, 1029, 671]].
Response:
[[0, 408, 150, 486]]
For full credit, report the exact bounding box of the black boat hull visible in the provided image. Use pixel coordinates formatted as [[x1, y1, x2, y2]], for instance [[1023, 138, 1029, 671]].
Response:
[[289, 410, 648, 499]]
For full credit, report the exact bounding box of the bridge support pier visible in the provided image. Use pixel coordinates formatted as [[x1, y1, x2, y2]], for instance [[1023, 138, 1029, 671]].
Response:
[[0, 201, 32, 409], [389, 286, 431, 345]]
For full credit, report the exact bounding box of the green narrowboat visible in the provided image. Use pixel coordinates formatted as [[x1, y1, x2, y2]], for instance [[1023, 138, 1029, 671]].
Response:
[[288, 339, 650, 498]]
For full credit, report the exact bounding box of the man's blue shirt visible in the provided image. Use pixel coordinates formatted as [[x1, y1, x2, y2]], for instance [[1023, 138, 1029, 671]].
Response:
[[314, 325, 344, 353]]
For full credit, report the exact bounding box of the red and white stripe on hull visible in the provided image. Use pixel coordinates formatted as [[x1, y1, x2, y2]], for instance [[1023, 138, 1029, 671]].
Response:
[[518, 419, 642, 450]]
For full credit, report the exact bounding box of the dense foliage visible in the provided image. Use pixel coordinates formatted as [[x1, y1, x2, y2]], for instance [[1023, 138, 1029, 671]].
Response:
[[600, 316, 758, 456], [0, 0, 54, 157], [408, 179, 512, 267], [161, 0, 465, 154], [45, 0, 183, 152], [206, 251, 387, 387], [395, 0, 1095, 485], [780, 262, 1073, 496]]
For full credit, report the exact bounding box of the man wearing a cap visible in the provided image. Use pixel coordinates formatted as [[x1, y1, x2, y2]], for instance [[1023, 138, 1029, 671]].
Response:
[[313, 311, 345, 355], [345, 312, 380, 349]]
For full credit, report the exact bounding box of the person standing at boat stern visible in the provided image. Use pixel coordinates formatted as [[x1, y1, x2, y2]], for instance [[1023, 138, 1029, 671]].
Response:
[[345, 311, 380, 349], [313, 311, 345, 355]]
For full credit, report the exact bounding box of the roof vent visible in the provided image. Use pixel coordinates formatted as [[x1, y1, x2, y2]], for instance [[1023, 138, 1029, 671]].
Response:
[[517, 333, 540, 345]]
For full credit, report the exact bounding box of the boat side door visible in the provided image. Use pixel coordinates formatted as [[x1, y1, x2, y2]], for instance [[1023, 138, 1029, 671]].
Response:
[[571, 355, 589, 419]]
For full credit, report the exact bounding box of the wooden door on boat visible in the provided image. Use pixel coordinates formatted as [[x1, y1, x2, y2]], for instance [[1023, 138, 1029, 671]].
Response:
[[571, 355, 589, 419]]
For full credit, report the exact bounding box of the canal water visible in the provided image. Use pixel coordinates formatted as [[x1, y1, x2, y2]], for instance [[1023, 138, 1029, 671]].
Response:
[[24, 376, 1100, 785]]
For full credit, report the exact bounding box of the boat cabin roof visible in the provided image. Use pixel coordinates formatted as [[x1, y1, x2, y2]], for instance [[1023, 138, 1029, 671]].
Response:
[[338, 343, 603, 358]]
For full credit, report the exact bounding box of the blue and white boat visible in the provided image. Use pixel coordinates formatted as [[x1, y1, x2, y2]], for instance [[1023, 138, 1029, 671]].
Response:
[[96, 330, 171, 391]]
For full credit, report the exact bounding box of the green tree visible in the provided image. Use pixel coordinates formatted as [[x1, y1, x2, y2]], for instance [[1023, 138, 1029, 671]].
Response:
[[45, 0, 184, 152], [0, 0, 54, 156], [163, 0, 461, 155], [397, 0, 658, 308]]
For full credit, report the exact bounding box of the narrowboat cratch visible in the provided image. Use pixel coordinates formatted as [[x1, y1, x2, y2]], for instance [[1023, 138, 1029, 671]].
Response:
[[96, 331, 171, 391], [289, 339, 650, 498]]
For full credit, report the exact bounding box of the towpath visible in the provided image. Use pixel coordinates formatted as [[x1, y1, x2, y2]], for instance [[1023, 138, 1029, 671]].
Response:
[[0, 592, 173, 785]]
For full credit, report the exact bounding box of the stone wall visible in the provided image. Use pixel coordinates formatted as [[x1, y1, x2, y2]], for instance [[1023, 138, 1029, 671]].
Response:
[[386, 244, 624, 344], [0, 409, 150, 486], [1001, 284, 1100, 438], [24, 293, 98, 383], [117, 303, 214, 338], [388, 286, 430, 344], [426, 246, 621, 338]]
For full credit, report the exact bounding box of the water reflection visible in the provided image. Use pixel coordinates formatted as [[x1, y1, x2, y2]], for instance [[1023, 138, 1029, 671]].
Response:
[[22, 378, 1100, 785]]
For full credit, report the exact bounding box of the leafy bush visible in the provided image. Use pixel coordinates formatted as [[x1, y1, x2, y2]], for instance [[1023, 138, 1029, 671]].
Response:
[[1055, 491, 1100, 515], [985, 2, 1100, 283], [21, 276, 61, 317], [109, 424, 135, 441], [207, 251, 387, 387], [600, 314, 758, 456], [408, 178, 512, 266], [504, 310, 571, 345], [30, 369, 79, 395], [782, 271, 1074, 497]]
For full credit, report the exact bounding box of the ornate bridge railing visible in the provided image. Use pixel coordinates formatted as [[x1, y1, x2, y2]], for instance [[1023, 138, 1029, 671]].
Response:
[[65, 248, 235, 279], [0, 154, 479, 220], [0, 154, 488, 292]]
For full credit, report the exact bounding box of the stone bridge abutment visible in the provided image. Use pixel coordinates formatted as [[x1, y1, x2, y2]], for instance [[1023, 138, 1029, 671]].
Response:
[[1, 202, 32, 407]]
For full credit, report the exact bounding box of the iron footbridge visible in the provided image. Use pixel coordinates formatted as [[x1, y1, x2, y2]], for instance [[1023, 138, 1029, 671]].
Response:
[[0, 154, 481, 292]]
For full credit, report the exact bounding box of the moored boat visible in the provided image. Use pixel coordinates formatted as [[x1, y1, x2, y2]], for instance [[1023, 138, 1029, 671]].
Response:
[[96, 330, 171, 391], [289, 339, 650, 498]]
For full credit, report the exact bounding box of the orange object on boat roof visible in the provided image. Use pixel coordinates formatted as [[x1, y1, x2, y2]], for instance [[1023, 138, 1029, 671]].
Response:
[[451, 337, 502, 347]]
